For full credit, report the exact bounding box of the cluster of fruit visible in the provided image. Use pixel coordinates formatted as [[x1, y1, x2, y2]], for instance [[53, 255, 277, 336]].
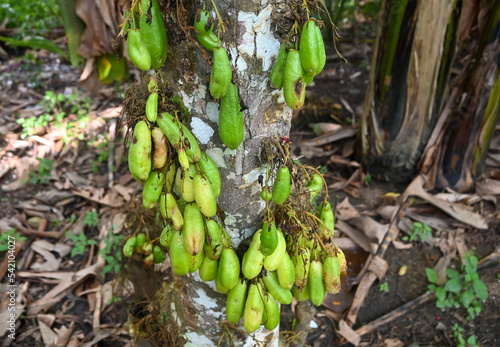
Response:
[[123, 0, 168, 71], [122, 2, 345, 334], [193, 9, 245, 150], [270, 19, 326, 109]]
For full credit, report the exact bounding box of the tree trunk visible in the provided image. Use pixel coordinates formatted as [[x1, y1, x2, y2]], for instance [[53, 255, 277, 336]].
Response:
[[358, 0, 500, 191], [148, 1, 292, 345]]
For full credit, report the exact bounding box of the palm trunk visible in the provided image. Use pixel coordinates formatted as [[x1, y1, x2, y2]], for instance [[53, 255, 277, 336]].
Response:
[[358, 0, 500, 191]]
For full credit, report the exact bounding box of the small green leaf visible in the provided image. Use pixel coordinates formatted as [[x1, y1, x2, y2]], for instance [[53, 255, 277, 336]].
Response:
[[446, 268, 460, 279], [426, 268, 438, 284], [445, 278, 462, 293], [460, 290, 474, 308], [473, 280, 488, 301], [436, 286, 446, 301]]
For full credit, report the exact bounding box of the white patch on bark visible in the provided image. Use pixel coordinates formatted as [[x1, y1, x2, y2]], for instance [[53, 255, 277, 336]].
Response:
[[238, 6, 280, 74], [240, 166, 266, 189], [206, 102, 220, 123], [206, 148, 226, 168], [184, 333, 217, 347], [191, 117, 214, 144], [254, 5, 279, 71], [179, 75, 207, 115], [272, 88, 285, 105], [237, 12, 256, 57]]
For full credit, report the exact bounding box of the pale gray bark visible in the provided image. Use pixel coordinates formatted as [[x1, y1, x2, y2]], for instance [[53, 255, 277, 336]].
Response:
[[158, 1, 292, 345]]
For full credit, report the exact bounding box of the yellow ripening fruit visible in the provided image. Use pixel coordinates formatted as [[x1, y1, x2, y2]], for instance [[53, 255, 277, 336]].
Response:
[[323, 256, 341, 294], [159, 192, 184, 230], [292, 246, 311, 288], [277, 251, 295, 290], [263, 228, 286, 271], [151, 127, 168, 169], [128, 120, 152, 182], [182, 203, 205, 256], [242, 230, 265, 280], [193, 174, 217, 217], [204, 219, 223, 260], [244, 282, 264, 333]]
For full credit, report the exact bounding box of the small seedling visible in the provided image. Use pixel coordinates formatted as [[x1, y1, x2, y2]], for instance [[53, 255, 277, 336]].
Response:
[[403, 221, 432, 242], [0, 229, 26, 252], [66, 230, 97, 258], [426, 250, 488, 320], [26, 157, 54, 184], [379, 281, 389, 292], [84, 210, 99, 227], [453, 323, 478, 347], [364, 172, 372, 185], [99, 229, 124, 274]]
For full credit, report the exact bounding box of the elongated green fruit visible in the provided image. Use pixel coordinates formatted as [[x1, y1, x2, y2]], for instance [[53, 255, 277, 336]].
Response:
[[260, 221, 278, 256], [197, 152, 221, 197], [210, 47, 232, 99], [139, 0, 168, 69], [169, 231, 191, 276], [182, 203, 205, 255], [263, 228, 286, 271], [226, 279, 248, 323], [127, 28, 151, 71], [159, 192, 184, 230], [194, 9, 221, 51], [244, 283, 264, 333], [262, 292, 280, 331], [178, 165, 196, 202], [157, 112, 201, 163], [216, 273, 229, 293], [272, 166, 291, 205], [262, 271, 293, 305], [146, 91, 158, 123], [166, 163, 176, 191], [153, 245, 165, 263], [128, 120, 152, 182], [306, 173, 323, 201], [189, 249, 204, 273], [194, 174, 217, 217], [337, 247, 347, 275], [160, 224, 175, 248], [143, 170, 165, 209], [270, 42, 287, 89], [151, 127, 168, 169], [218, 248, 240, 290], [292, 246, 311, 288], [318, 201, 334, 240], [308, 260, 326, 306], [277, 251, 295, 290], [323, 256, 341, 294], [136, 233, 146, 249], [204, 219, 223, 260], [242, 230, 265, 280], [293, 285, 310, 301], [123, 236, 136, 257], [283, 49, 305, 109], [299, 19, 326, 76], [260, 187, 272, 201], [199, 257, 218, 282], [219, 83, 244, 150]]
